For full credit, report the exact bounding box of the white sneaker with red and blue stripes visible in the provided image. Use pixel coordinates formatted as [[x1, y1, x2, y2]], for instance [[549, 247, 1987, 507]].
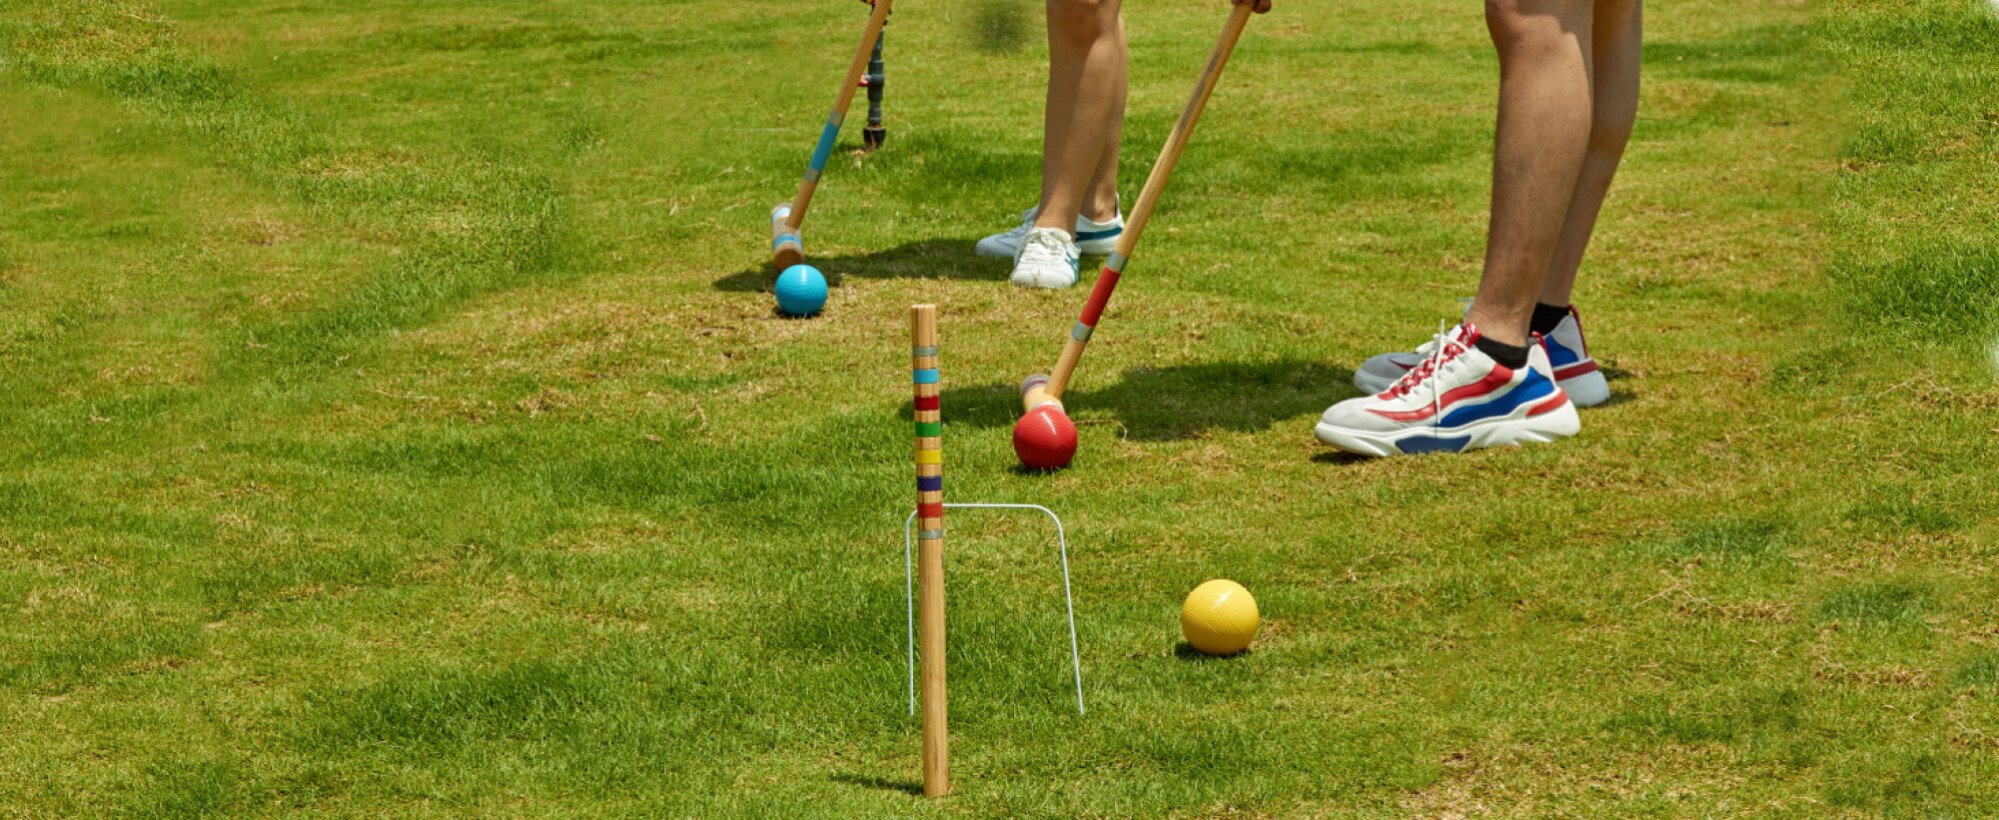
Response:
[[1353, 304, 1610, 408], [1316, 324, 1580, 457], [1537, 305, 1609, 407]]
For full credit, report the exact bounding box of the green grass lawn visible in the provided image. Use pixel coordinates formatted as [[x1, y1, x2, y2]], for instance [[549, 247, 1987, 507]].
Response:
[[3, 0, 1998, 814]]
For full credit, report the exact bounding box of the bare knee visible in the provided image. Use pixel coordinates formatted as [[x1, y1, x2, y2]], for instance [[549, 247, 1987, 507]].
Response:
[[1594, 0, 1643, 37], [1048, 0, 1114, 46], [1485, 0, 1534, 49], [1587, 116, 1633, 157]]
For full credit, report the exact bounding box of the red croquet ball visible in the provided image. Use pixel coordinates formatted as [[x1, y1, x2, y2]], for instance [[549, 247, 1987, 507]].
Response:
[[1012, 406, 1078, 470]]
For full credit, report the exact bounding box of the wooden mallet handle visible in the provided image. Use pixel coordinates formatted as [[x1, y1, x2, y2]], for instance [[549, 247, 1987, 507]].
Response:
[[1022, 3, 1255, 412], [771, 0, 895, 269]]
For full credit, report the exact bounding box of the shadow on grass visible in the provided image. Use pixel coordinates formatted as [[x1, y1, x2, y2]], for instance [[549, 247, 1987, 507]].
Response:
[[830, 771, 924, 796], [1309, 451, 1374, 466], [918, 360, 1355, 442], [1593, 391, 1638, 409], [1174, 641, 1249, 661], [966, 0, 1032, 54], [1590, 363, 1640, 407], [1011, 463, 1067, 476], [713, 239, 1001, 292]]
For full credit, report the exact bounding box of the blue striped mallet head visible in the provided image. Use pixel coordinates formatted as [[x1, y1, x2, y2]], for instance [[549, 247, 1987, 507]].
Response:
[[771, 204, 804, 270]]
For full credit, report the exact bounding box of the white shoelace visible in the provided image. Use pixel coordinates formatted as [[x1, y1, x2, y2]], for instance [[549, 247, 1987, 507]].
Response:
[[1017, 229, 1073, 265]]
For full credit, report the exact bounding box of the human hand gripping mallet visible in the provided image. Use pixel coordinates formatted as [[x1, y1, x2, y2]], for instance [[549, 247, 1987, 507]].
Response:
[[1016, 4, 1258, 464]]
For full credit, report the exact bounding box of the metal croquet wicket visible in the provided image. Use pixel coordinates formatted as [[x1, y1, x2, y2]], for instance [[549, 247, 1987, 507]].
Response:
[[901, 503, 1086, 718]]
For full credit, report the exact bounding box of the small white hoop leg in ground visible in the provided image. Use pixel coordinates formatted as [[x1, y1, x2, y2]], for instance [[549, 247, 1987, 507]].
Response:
[[902, 503, 1084, 717]]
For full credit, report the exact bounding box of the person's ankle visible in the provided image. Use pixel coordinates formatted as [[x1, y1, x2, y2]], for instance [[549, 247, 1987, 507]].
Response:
[[1463, 306, 1529, 348], [1082, 195, 1120, 224], [1025, 225, 1074, 242], [1473, 335, 1530, 369], [1529, 302, 1571, 336], [1032, 212, 1073, 231]]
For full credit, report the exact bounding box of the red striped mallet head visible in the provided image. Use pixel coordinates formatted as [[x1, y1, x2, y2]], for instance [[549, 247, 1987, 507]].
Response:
[[1013, 3, 1255, 467]]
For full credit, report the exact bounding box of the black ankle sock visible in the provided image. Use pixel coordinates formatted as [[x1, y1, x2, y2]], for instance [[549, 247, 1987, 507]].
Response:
[[1474, 335, 1530, 369], [1529, 302, 1570, 336]]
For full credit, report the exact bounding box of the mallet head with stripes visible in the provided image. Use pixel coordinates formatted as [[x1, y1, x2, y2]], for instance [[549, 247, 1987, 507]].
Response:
[[1012, 3, 1256, 469]]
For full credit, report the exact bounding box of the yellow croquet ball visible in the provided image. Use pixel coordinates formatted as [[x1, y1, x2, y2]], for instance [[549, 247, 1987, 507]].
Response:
[[1180, 579, 1259, 656]]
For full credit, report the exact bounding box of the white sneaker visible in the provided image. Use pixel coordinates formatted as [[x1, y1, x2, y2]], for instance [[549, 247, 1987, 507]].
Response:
[[1316, 323, 1579, 457], [1537, 305, 1610, 407], [976, 206, 1124, 258], [1010, 227, 1080, 289], [1353, 303, 1610, 408]]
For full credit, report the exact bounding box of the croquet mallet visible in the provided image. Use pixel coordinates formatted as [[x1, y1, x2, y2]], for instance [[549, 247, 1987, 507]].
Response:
[[1021, 4, 1256, 414], [770, 0, 894, 270]]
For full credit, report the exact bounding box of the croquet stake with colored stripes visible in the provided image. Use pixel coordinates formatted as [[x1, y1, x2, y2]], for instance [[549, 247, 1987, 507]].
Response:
[[910, 304, 948, 797]]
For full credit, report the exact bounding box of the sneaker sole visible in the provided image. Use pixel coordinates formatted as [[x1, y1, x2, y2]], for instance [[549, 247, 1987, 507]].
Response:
[[1313, 401, 1581, 457], [1554, 368, 1609, 408]]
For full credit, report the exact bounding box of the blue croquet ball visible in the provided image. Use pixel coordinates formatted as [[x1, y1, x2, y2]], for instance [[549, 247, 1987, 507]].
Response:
[[774, 264, 828, 316]]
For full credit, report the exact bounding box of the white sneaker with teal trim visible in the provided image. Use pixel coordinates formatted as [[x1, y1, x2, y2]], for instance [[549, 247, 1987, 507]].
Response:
[[976, 206, 1124, 258], [1010, 227, 1081, 289], [1316, 323, 1580, 457]]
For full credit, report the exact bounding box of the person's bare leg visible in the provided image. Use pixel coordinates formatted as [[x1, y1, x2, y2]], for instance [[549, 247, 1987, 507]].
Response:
[[1079, 16, 1128, 223], [1540, 0, 1642, 306], [1037, 0, 1126, 231], [1463, 0, 1596, 347]]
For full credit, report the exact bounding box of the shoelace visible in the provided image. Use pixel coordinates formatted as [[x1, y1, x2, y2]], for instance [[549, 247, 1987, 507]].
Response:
[[1386, 321, 1470, 420], [1019, 230, 1070, 263], [1402, 305, 1470, 361]]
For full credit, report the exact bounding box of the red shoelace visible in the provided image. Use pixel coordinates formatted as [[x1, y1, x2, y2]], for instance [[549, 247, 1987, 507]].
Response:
[[1386, 324, 1477, 399]]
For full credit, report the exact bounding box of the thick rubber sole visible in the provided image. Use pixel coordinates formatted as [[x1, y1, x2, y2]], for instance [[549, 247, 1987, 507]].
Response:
[[1314, 401, 1581, 457], [1556, 368, 1610, 408], [1009, 263, 1080, 290]]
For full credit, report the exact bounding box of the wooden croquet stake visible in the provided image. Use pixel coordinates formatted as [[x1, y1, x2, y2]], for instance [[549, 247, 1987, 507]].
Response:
[[1022, 3, 1255, 413], [911, 304, 949, 797], [771, 0, 895, 269]]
